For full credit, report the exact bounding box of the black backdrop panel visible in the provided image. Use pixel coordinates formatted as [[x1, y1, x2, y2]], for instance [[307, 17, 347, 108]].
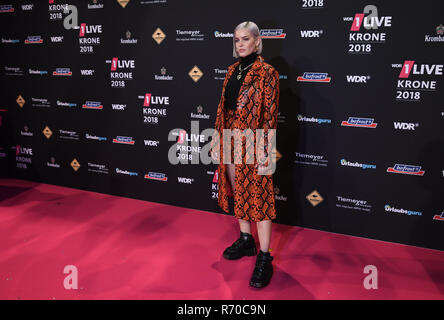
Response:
[[0, 0, 443, 250]]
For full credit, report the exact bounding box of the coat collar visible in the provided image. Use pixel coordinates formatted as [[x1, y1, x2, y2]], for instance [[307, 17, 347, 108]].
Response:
[[229, 54, 264, 74], [227, 54, 264, 90]]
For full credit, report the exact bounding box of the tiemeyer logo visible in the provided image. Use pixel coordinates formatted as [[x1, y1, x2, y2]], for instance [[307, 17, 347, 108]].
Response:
[[32, 97, 51, 108], [121, 30, 138, 44], [53, 68, 72, 76], [386, 164, 425, 176], [300, 30, 323, 38], [393, 60, 442, 102], [5, 67, 24, 76], [112, 136, 135, 145], [176, 29, 204, 41], [140, 1, 169, 6], [88, 162, 108, 174], [297, 72, 331, 82], [214, 68, 227, 81], [295, 152, 328, 167], [297, 114, 331, 124], [107, 57, 135, 88], [214, 31, 233, 38], [425, 24, 444, 43], [341, 117, 377, 128], [144, 172, 167, 181], [79, 23, 102, 53], [336, 196, 372, 212], [345, 5, 392, 54], [59, 129, 79, 140], [260, 29, 286, 39], [340, 159, 376, 170], [393, 122, 419, 130], [82, 101, 103, 110], [152, 28, 166, 44], [385, 205, 422, 217], [140, 93, 169, 125], [25, 36, 43, 44]]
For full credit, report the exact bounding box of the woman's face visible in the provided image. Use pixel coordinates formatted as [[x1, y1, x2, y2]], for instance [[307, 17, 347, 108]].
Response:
[[234, 28, 259, 58]]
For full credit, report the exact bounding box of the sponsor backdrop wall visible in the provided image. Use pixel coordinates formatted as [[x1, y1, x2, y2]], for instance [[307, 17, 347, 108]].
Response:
[[0, 0, 443, 251]]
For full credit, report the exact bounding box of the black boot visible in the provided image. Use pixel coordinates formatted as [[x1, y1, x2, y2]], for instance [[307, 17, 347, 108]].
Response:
[[249, 250, 273, 288], [223, 232, 257, 260]]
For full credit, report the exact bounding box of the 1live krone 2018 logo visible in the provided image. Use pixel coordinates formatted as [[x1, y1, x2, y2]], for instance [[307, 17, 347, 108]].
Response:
[[344, 5, 392, 54], [393, 60, 442, 102], [106, 57, 135, 88]]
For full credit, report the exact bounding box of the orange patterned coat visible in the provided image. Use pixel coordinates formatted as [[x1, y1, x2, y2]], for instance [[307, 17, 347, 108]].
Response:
[[213, 55, 280, 222]]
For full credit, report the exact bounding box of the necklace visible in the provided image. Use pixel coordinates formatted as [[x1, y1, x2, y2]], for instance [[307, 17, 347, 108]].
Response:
[[237, 61, 254, 80]]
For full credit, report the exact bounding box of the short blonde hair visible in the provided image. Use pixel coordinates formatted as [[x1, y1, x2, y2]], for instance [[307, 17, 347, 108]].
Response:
[[232, 21, 263, 58]]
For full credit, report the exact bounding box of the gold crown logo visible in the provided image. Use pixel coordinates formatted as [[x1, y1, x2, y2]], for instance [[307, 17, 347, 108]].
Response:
[[16, 95, 25, 108], [117, 0, 130, 8], [188, 66, 203, 82], [306, 190, 324, 207], [43, 126, 53, 139], [71, 159, 81, 171], [152, 28, 166, 44]]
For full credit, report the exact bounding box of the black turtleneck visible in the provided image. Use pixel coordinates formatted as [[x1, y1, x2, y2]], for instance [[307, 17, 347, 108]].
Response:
[[224, 51, 258, 110]]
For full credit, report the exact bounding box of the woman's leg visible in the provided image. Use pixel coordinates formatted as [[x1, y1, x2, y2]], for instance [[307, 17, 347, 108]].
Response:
[[256, 220, 272, 253], [226, 163, 251, 234]]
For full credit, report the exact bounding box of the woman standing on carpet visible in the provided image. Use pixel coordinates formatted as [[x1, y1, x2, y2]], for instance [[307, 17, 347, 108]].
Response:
[[211, 21, 280, 288]]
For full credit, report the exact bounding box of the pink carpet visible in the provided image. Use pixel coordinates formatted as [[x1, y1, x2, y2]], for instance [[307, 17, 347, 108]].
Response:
[[0, 178, 443, 300]]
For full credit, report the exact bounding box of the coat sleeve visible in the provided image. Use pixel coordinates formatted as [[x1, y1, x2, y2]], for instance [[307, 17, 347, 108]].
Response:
[[259, 67, 280, 164]]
